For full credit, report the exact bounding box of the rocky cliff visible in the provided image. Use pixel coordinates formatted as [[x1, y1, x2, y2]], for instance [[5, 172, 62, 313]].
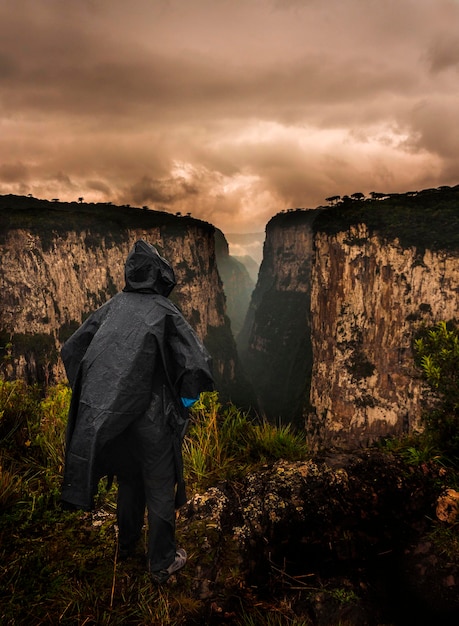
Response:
[[310, 223, 459, 444], [181, 453, 459, 625], [214, 228, 255, 337], [0, 195, 247, 405], [240, 187, 459, 444], [238, 209, 321, 425]]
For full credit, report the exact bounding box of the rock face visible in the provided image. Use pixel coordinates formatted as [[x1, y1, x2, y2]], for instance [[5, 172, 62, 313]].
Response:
[[310, 224, 459, 444], [238, 209, 319, 425], [0, 196, 246, 404], [240, 188, 459, 443]]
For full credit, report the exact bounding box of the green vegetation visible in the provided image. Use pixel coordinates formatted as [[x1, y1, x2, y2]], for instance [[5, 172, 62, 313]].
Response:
[[0, 195, 213, 246], [0, 380, 70, 509], [0, 331, 58, 385], [314, 186, 459, 252], [1, 319, 458, 624], [378, 321, 459, 577], [380, 321, 459, 469], [184, 391, 309, 490], [0, 382, 310, 624], [413, 320, 459, 458], [234, 610, 311, 625]]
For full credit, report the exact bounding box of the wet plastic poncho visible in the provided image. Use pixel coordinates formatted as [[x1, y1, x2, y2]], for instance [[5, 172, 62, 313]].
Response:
[[61, 240, 214, 510]]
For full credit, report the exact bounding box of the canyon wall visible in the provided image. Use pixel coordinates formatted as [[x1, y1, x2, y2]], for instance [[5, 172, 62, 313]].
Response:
[[2, 188, 458, 445], [0, 197, 249, 405], [310, 224, 459, 443], [238, 210, 320, 425], [241, 188, 459, 444]]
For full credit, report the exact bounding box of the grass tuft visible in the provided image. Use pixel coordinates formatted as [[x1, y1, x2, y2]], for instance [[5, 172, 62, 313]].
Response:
[[183, 391, 309, 490]]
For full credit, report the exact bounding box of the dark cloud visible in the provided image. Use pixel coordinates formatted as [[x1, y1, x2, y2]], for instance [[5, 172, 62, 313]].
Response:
[[86, 180, 112, 195], [128, 174, 199, 206], [0, 162, 30, 183], [0, 0, 458, 233], [404, 98, 459, 159], [427, 36, 459, 73]]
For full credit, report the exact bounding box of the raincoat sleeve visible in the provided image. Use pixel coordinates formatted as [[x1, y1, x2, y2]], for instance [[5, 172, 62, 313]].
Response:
[[164, 310, 214, 399], [61, 309, 105, 389]]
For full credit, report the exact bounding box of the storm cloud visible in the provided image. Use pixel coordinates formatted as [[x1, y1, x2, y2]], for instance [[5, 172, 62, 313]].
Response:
[[1, 0, 458, 234]]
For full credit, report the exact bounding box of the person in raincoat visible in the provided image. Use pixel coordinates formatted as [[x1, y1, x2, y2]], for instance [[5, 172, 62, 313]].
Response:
[[61, 239, 214, 582]]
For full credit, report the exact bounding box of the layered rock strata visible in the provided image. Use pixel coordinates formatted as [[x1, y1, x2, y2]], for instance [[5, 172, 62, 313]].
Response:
[[241, 190, 459, 443], [0, 198, 246, 404], [310, 224, 459, 443]]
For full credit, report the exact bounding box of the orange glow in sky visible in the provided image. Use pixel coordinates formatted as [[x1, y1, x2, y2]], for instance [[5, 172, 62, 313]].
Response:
[[1, 0, 458, 234]]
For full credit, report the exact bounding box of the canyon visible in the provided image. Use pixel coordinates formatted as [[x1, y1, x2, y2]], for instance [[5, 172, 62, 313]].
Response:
[[1, 187, 459, 446], [0, 196, 250, 407], [239, 187, 459, 445]]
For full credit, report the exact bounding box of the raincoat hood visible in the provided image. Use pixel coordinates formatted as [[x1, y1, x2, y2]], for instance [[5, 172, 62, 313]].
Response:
[[123, 240, 176, 296]]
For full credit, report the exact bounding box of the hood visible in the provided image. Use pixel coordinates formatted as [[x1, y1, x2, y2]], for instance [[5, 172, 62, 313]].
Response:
[[123, 240, 176, 296]]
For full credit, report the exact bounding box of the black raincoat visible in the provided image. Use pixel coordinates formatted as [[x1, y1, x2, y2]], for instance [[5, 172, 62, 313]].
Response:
[[61, 240, 214, 511]]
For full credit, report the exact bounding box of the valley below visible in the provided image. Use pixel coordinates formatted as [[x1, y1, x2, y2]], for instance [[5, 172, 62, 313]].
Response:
[[1, 187, 459, 624]]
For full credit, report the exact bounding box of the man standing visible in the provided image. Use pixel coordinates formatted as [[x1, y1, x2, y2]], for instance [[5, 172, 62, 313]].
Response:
[[61, 240, 214, 583]]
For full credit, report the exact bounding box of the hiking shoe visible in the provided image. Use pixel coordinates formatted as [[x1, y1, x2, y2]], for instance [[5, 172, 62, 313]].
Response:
[[151, 548, 187, 583]]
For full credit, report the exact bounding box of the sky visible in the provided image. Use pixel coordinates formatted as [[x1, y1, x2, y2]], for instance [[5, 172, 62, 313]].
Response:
[[1, 0, 459, 253]]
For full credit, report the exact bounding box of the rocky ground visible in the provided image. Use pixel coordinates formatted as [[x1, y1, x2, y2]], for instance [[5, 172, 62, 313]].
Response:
[[173, 450, 459, 625]]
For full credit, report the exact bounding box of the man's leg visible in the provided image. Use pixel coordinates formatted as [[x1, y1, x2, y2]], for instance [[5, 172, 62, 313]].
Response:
[[117, 472, 146, 558], [142, 434, 177, 572], [104, 428, 145, 559]]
